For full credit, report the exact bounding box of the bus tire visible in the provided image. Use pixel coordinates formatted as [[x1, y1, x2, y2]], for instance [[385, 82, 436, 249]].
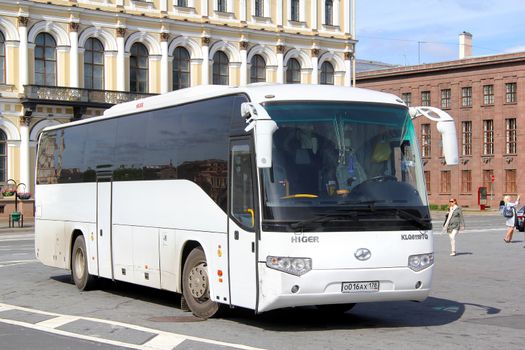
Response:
[[71, 235, 96, 291], [182, 247, 220, 319], [317, 303, 356, 314]]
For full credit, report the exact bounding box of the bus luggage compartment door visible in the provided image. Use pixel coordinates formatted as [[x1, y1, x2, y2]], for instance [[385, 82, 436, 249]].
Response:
[[97, 178, 113, 279], [228, 140, 257, 310]]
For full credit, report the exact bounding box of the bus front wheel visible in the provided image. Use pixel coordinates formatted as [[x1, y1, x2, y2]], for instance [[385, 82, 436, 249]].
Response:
[[182, 247, 220, 319], [71, 235, 96, 291]]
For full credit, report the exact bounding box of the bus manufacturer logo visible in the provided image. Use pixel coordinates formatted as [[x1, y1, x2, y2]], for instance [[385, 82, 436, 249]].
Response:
[[354, 248, 371, 261]]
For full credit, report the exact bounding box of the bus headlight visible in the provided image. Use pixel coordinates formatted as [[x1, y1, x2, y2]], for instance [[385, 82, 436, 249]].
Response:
[[266, 256, 312, 276], [408, 253, 434, 272]]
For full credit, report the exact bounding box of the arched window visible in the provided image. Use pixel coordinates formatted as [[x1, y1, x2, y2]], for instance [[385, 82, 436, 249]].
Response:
[[0, 130, 7, 182], [250, 54, 266, 83], [130, 43, 149, 93], [35, 33, 56, 86], [320, 61, 334, 85], [291, 0, 300, 21], [172, 47, 191, 91], [0, 31, 5, 84], [212, 51, 229, 85], [286, 58, 301, 84], [84, 38, 104, 90], [325, 0, 333, 25]]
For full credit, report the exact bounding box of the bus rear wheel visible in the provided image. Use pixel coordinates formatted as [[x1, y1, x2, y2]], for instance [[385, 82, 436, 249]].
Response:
[[71, 235, 96, 291], [182, 247, 220, 319]]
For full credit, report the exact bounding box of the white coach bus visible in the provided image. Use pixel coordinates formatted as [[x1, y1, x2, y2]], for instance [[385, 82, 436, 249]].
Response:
[[35, 84, 458, 318]]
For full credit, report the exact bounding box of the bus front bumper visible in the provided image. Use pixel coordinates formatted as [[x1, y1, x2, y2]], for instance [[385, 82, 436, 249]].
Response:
[[256, 263, 433, 313]]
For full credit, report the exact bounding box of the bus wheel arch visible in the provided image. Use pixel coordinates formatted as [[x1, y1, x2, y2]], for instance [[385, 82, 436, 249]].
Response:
[[181, 243, 220, 319], [71, 233, 97, 291]]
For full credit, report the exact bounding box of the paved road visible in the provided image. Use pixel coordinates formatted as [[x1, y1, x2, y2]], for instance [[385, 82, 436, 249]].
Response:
[[0, 214, 524, 350]]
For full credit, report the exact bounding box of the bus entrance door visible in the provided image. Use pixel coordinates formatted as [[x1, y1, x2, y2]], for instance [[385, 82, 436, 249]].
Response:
[[228, 140, 257, 309], [96, 177, 113, 279]]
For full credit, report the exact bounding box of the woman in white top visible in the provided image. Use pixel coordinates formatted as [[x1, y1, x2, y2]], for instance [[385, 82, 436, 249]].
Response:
[[503, 194, 520, 243]]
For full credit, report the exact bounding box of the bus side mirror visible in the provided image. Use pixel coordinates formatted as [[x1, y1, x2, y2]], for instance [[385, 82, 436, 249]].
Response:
[[409, 106, 459, 165], [242, 102, 278, 168]]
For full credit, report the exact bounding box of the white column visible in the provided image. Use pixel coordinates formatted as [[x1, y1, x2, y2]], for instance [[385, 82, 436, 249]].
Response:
[[18, 17, 29, 92], [240, 0, 247, 21], [344, 0, 350, 34], [240, 43, 248, 86], [333, 0, 340, 26], [69, 24, 79, 88], [202, 0, 209, 15], [277, 46, 284, 83], [201, 37, 210, 85], [19, 118, 30, 188], [160, 35, 169, 94], [116, 29, 126, 91], [299, 0, 306, 21], [264, 0, 270, 17], [311, 51, 319, 85], [311, 0, 318, 30], [227, 0, 234, 12], [160, 0, 167, 12], [344, 53, 351, 87], [277, 0, 283, 25]]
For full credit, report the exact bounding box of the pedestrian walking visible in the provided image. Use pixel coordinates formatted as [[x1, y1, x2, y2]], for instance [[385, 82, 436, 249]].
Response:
[[502, 195, 520, 243], [442, 198, 465, 256]]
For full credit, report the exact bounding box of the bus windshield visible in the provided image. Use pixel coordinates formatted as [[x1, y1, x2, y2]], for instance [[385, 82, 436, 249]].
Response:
[[260, 101, 430, 232]]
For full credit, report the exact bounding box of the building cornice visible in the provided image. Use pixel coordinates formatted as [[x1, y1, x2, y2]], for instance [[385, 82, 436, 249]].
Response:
[[0, 0, 355, 45], [357, 52, 525, 81]]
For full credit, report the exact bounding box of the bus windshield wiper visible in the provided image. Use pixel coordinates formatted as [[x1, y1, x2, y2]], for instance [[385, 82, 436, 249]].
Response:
[[395, 209, 431, 229], [289, 212, 354, 230], [336, 200, 385, 211]]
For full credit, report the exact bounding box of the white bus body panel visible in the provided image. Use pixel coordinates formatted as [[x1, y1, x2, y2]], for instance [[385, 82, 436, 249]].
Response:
[[257, 230, 433, 312], [97, 182, 113, 279]]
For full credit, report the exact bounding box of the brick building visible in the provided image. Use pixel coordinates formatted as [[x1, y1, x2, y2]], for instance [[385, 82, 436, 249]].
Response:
[[357, 51, 525, 209]]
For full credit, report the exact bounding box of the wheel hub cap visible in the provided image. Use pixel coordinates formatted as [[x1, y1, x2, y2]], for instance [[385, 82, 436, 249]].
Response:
[[188, 263, 209, 299]]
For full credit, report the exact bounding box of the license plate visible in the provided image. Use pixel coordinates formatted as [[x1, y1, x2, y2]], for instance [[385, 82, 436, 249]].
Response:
[[341, 281, 380, 293]]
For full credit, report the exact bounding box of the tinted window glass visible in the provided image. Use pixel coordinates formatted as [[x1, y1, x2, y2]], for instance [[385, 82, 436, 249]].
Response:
[[84, 120, 117, 179], [37, 131, 59, 184], [145, 96, 234, 209], [59, 127, 88, 183], [114, 114, 147, 181]]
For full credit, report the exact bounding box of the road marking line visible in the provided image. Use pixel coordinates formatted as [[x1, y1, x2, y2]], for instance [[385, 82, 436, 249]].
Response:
[[142, 334, 186, 350], [0, 302, 268, 350], [0, 259, 38, 268], [36, 315, 81, 329], [0, 305, 14, 312], [0, 238, 35, 242]]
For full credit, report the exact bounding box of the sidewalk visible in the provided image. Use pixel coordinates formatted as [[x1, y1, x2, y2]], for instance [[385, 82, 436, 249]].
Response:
[[0, 218, 34, 232]]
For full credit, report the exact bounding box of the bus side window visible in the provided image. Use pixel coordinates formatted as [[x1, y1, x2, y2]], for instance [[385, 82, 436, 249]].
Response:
[[231, 142, 255, 230]]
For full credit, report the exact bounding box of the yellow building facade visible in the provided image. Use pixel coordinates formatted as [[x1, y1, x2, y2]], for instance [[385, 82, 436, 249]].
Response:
[[0, 0, 356, 196]]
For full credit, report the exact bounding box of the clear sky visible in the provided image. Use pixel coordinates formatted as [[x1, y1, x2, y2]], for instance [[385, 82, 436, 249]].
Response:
[[356, 0, 525, 66]]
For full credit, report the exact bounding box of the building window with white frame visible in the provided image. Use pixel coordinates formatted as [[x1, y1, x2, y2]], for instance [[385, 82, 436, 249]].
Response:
[[0, 31, 5, 84], [217, 0, 227, 12], [325, 0, 334, 25], [461, 86, 472, 107], [505, 118, 517, 154], [35, 33, 57, 86], [250, 54, 266, 83], [421, 124, 431, 157], [254, 0, 264, 17], [176, 0, 187, 6], [0, 130, 6, 183], [441, 88, 451, 109], [461, 121, 472, 156], [130, 43, 149, 93], [172, 47, 191, 91], [483, 84, 494, 105], [505, 82, 517, 103], [401, 92, 411, 106], [213, 51, 229, 85], [286, 58, 301, 84], [421, 91, 430, 106], [320, 61, 334, 85], [483, 119, 494, 155], [291, 0, 300, 21], [84, 38, 104, 90]]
